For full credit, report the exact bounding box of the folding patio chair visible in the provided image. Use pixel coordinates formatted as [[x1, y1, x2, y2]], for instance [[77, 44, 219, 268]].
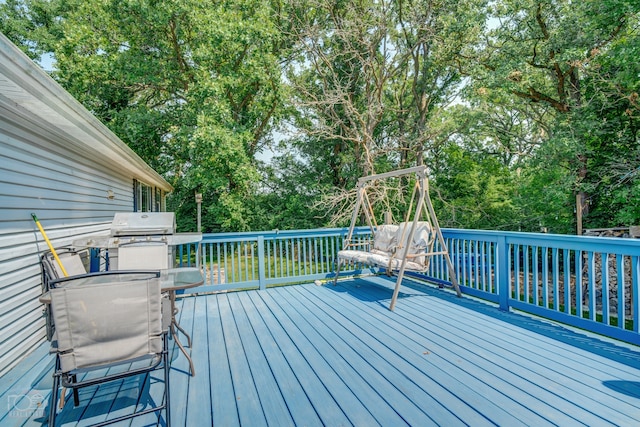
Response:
[[40, 247, 89, 341], [47, 271, 170, 426]]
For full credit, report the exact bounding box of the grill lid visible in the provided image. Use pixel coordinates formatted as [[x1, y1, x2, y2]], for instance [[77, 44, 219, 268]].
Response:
[[110, 212, 176, 236]]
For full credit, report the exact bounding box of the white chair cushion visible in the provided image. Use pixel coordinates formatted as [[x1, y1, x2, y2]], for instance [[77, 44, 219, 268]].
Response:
[[372, 224, 399, 254], [396, 222, 432, 265]]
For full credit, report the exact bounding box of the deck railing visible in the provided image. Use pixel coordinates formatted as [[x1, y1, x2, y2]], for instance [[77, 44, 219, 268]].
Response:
[[177, 227, 640, 346], [176, 228, 373, 293]]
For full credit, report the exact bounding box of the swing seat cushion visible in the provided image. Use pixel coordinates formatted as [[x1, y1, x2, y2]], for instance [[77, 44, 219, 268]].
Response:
[[370, 224, 399, 255], [397, 221, 431, 265], [338, 222, 432, 272]]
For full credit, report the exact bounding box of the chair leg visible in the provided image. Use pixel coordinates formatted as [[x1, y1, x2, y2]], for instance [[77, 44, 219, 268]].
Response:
[[164, 335, 171, 427], [49, 359, 61, 427], [71, 374, 80, 406]]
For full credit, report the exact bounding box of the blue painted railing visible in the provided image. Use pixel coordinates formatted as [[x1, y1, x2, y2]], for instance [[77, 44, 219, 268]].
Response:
[[178, 227, 640, 346], [177, 227, 372, 292]]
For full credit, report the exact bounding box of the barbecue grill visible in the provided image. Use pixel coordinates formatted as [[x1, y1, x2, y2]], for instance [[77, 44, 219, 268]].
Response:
[[73, 212, 201, 270]]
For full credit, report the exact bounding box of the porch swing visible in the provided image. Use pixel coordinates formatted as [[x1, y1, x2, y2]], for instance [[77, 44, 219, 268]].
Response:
[[333, 165, 461, 310]]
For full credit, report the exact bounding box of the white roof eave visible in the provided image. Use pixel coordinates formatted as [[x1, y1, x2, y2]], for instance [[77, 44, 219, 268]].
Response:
[[0, 33, 173, 193]]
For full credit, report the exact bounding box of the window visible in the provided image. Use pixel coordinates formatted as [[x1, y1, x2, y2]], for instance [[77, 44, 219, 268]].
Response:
[[134, 180, 160, 212], [155, 188, 163, 212]]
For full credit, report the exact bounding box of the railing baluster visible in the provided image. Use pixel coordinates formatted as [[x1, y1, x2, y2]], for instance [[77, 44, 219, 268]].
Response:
[[313, 238, 319, 274], [244, 241, 249, 281], [258, 236, 266, 290], [633, 255, 639, 333], [588, 251, 596, 321], [563, 249, 571, 314], [575, 250, 583, 319], [617, 254, 625, 329], [542, 247, 549, 309], [552, 247, 559, 311], [523, 245, 530, 303], [602, 252, 610, 325], [224, 242, 229, 284], [514, 244, 521, 300], [533, 246, 539, 306], [278, 239, 284, 278]]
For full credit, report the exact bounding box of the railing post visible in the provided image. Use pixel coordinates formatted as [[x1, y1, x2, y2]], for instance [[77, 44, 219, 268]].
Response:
[[497, 235, 510, 311], [196, 242, 201, 269], [258, 236, 266, 290]]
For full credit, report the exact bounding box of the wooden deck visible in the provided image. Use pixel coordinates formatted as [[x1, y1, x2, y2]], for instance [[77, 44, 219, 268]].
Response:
[[2, 275, 640, 426]]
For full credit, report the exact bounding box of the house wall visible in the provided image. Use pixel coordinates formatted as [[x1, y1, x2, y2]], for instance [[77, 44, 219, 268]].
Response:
[[0, 33, 172, 377], [0, 121, 137, 377]]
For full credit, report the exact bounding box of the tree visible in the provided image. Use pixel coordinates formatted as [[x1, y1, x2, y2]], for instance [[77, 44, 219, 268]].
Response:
[[280, 0, 487, 225], [1, 0, 288, 231], [391, 0, 487, 168], [471, 0, 640, 231], [283, 0, 398, 180]]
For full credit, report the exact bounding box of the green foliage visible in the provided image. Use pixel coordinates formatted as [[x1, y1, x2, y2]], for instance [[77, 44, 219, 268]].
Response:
[[253, 151, 330, 230], [2, 0, 638, 233], [431, 143, 517, 230]]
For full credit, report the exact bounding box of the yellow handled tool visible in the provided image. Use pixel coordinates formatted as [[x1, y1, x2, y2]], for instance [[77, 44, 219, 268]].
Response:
[[32, 213, 71, 407], [31, 213, 68, 277]]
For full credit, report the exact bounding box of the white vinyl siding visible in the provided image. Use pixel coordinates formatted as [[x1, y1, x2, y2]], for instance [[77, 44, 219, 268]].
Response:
[[0, 125, 134, 377], [0, 33, 172, 377]]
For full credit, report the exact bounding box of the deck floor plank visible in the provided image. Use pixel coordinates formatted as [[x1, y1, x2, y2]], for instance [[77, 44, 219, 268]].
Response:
[[280, 283, 466, 426], [245, 290, 355, 426], [218, 294, 269, 426], [339, 280, 596, 425], [238, 291, 327, 427], [365, 278, 640, 426], [309, 280, 531, 426], [2, 275, 640, 426], [254, 289, 380, 426], [227, 291, 296, 427], [160, 295, 196, 427], [274, 284, 419, 426], [399, 293, 640, 426], [182, 293, 213, 426], [207, 294, 242, 427]]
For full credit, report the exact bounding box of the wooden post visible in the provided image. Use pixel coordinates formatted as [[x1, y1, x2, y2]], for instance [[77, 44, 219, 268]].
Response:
[[384, 211, 392, 224], [576, 193, 583, 236]]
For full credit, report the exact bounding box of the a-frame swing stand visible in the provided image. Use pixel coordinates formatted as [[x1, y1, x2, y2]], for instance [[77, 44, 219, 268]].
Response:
[[333, 165, 461, 310]]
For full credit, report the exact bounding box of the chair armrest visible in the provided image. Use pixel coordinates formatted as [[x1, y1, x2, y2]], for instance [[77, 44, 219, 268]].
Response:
[[39, 292, 51, 304]]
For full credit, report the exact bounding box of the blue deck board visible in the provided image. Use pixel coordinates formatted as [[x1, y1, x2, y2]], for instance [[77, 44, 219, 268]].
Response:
[[236, 291, 324, 427], [277, 284, 449, 426], [411, 297, 633, 425], [305, 280, 508, 426], [278, 289, 416, 426], [239, 293, 330, 426], [207, 294, 241, 427], [338, 280, 581, 425], [227, 294, 296, 426], [244, 291, 356, 426], [218, 294, 269, 426], [409, 285, 640, 424], [188, 294, 214, 425], [402, 280, 640, 425], [262, 286, 405, 426], [352, 282, 582, 422], [2, 275, 640, 426], [160, 294, 196, 427]]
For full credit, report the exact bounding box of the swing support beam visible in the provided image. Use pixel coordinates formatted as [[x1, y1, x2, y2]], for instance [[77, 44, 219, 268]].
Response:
[[333, 165, 461, 310]]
